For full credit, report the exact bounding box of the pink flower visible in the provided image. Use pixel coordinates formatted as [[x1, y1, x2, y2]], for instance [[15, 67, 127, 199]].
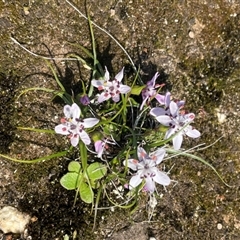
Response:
[[55, 103, 99, 146], [94, 137, 116, 159], [94, 140, 106, 159], [91, 67, 131, 103], [123, 147, 171, 193], [140, 72, 166, 110]]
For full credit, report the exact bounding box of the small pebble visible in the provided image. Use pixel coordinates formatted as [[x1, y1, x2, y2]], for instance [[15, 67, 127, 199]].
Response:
[[217, 223, 223, 230], [0, 206, 30, 234], [217, 112, 227, 124], [189, 31, 195, 38]]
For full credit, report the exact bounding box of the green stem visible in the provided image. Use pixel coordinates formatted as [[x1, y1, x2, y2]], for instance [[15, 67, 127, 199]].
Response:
[[79, 141, 88, 170]]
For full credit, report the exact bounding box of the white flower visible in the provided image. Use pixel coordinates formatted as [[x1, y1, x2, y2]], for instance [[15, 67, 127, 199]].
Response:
[[55, 103, 99, 146], [150, 101, 200, 150], [91, 67, 131, 103], [123, 147, 171, 193]]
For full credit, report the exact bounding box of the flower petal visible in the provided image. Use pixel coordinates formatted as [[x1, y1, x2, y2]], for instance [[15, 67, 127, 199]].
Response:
[[70, 134, 79, 147], [156, 115, 172, 126], [82, 118, 99, 128], [172, 133, 183, 150], [79, 130, 91, 145], [165, 128, 175, 139], [94, 140, 103, 152], [91, 79, 105, 88], [94, 140, 104, 158], [112, 94, 120, 102], [63, 105, 71, 118], [184, 113, 195, 123], [80, 95, 90, 105], [98, 92, 111, 103], [55, 124, 70, 135], [185, 126, 201, 138], [165, 92, 171, 106], [144, 177, 155, 193], [147, 72, 159, 88], [155, 94, 166, 105], [140, 97, 148, 110], [177, 100, 185, 108], [129, 174, 142, 189], [150, 107, 166, 117], [71, 103, 81, 119], [119, 84, 131, 94], [104, 66, 110, 81], [153, 171, 171, 186], [150, 148, 166, 164], [169, 101, 179, 117], [123, 158, 140, 171], [115, 67, 124, 82], [137, 147, 148, 161]]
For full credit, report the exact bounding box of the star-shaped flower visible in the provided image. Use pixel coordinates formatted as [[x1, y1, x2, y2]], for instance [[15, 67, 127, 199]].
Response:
[[91, 67, 131, 103], [140, 72, 166, 110], [150, 101, 200, 150], [123, 147, 171, 193], [55, 103, 99, 146]]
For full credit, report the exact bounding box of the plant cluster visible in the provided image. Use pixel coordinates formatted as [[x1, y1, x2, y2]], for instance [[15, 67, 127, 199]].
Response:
[[1, 1, 230, 225], [54, 67, 202, 205]]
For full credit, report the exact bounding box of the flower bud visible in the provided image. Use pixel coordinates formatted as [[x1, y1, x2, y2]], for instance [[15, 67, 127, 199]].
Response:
[[80, 95, 90, 105]]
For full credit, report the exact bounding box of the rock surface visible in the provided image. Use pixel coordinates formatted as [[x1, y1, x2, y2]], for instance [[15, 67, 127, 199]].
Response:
[[0, 0, 240, 239]]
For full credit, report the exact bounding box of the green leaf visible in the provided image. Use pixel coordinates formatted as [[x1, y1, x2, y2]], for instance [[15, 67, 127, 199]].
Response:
[[130, 85, 146, 95], [89, 179, 100, 189], [87, 162, 107, 180], [68, 161, 81, 172], [45, 59, 66, 92], [102, 124, 120, 141], [60, 172, 81, 190], [91, 131, 103, 142], [79, 182, 93, 203], [17, 126, 55, 134], [0, 150, 68, 164], [16, 87, 57, 101], [165, 148, 232, 188]]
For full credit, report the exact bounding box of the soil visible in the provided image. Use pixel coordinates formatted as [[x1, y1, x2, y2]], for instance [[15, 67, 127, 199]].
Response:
[[0, 0, 240, 239]]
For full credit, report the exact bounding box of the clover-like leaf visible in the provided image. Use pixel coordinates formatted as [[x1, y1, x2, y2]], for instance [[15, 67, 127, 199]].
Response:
[[79, 181, 94, 204], [87, 162, 107, 180], [60, 172, 81, 190], [68, 161, 81, 172]]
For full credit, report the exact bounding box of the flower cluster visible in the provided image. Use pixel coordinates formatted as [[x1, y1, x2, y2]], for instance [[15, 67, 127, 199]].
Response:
[[54, 68, 201, 196]]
